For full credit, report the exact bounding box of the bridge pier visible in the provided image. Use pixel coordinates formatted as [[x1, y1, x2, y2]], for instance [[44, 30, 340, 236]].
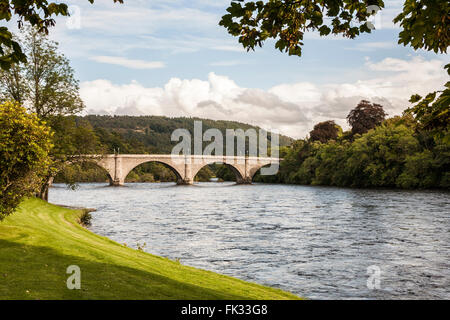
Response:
[[177, 178, 194, 185], [110, 179, 124, 187], [236, 177, 253, 185]]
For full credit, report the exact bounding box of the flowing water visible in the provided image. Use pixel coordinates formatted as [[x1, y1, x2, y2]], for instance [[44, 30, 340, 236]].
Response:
[[49, 182, 450, 299]]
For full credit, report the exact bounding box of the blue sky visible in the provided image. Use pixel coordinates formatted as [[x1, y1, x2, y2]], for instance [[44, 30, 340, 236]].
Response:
[[7, 0, 448, 138]]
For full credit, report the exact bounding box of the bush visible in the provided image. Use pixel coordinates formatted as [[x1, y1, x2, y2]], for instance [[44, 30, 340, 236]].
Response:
[[79, 209, 92, 227], [0, 101, 53, 220]]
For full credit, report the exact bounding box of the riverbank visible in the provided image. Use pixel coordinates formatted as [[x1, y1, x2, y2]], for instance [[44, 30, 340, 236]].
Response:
[[0, 198, 300, 300]]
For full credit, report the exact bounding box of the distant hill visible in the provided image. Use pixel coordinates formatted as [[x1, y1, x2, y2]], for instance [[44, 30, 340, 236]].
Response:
[[79, 115, 294, 154]]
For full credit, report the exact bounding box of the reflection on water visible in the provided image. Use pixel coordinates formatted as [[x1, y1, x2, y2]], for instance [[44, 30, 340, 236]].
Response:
[[49, 182, 450, 299]]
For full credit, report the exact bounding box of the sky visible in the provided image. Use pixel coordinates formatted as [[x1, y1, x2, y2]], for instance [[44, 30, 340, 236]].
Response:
[[7, 0, 449, 138]]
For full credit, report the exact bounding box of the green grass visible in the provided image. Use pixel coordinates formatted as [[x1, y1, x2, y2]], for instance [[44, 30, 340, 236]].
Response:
[[0, 198, 301, 300]]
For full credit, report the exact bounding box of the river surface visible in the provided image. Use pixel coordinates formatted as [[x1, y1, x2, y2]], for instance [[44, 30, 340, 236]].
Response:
[[49, 182, 450, 299]]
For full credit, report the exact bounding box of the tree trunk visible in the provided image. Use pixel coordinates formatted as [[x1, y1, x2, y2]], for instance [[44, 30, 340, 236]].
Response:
[[38, 176, 53, 202]]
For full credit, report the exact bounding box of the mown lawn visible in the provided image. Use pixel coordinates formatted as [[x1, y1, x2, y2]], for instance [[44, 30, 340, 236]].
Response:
[[0, 198, 301, 300]]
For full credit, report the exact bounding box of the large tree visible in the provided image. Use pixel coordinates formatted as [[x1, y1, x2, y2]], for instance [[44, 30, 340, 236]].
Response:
[[309, 120, 342, 143], [0, 0, 123, 70], [0, 27, 83, 118], [347, 100, 386, 135], [0, 27, 104, 199], [0, 101, 53, 220]]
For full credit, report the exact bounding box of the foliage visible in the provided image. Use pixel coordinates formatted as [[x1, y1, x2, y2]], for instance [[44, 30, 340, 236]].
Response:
[[125, 162, 176, 183], [0, 27, 83, 118], [79, 209, 92, 227], [220, 0, 384, 57], [256, 113, 449, 189], [125, 171, 155, 183], [50, 116, 102, 157], [195, 165, 215, 182], [221, 0, 449, 57], [393, 1, 450, 140], [0, 101, 53, 220], [309, 120, 342, 143], [407, 63, 450, 142], [0, 0, 123, 70], [347, 100, 387, 135], [215, 164, 239, 182], [0, 28, 101, 195], [41, 116, 103, 192], [53, 162, 110, 184], [344, 122, 420, 187], [84, 115, 293, 154], [393, 0, 449, 54]]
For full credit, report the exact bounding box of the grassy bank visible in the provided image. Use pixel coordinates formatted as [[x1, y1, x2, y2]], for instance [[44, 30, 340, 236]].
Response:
[[0, 198, 300, 300]]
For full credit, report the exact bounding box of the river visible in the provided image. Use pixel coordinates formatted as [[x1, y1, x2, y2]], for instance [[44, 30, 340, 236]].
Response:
[[49, 182, 450, 299]]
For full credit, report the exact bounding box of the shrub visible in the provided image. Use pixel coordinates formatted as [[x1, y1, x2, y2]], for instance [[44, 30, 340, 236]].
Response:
[[0, 101, 53, 220]]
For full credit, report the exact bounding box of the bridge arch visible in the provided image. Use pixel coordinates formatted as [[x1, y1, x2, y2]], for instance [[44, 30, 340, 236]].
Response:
[[124, 160, 183, 184], [248, 161, 276, 180], [116, 156, 186, 186], [191, 160, 245, 184], [248, 162, 280, 183], [53, 158, 115, 185]]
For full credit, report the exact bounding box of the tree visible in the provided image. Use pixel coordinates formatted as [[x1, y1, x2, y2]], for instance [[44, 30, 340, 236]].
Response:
[[0, 0, 123, 70], [347, 100, 386, 135], [220, 0, 384, 57], [38, 115, 104, 198], [0, 27, 83, 118], [0, 101, 53, 220], [345, 121, 420, 187], [0, 27, 105, 199], [394, 1, 449, 140], [393, 0, 449, 54], [0, 28, 90, 199], [220, 0, 448, 57], [407, 63, 450, 141], [309, 120, 342, 143]]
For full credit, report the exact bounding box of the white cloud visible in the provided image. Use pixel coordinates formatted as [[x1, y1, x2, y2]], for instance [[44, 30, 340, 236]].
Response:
[[81, 56, 448, 139], [89, 56, 165, 69], [269, 82, 322, 104], [81, 73, 311, 138]]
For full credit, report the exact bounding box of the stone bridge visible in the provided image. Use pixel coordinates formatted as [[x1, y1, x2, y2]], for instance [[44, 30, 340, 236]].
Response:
[[72, 154, 281, 186]]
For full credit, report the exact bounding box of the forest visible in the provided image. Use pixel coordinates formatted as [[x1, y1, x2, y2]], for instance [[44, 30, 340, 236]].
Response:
[[252, 101, 449, 189]]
